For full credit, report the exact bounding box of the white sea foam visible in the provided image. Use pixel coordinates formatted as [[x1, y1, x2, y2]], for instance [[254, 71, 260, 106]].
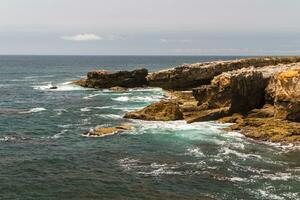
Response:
[[256, 188, 285, 200], [54, 108, 67, 115], [33, 81, 93, 91], [112, 95, 163, 102], [83, 93, 101, 99], [43, 130, 67, 139], [112, 96, 129, 102], [0, 136, 16, 142], [229, 177, 249, 182], [25, 75, 55, 79], [96, 114, 122, 119], [20, 107, 46, 114], [186, 147, 205, 157], [220, 147, 262, 160], [80, 107, 91, 112]]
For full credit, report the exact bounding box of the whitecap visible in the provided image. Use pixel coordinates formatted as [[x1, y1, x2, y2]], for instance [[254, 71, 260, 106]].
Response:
[[96, 114, 122, 119], [185, 147, 205, 158], [83, 93, 101, 99], [112, 95, 163, 102], [43, 130, 67, 139], [0, 136, 16, 142], [20, 107, 46, 114], [229, 177, 249, 182], [80, 107, 91, 112], [33, 81, 94, 91], [112, 96, 130, 102], [220, 147, 262, 160]]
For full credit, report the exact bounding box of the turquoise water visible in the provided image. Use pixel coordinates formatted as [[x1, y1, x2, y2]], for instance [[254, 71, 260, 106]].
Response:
[[0, 56, 299, 200]]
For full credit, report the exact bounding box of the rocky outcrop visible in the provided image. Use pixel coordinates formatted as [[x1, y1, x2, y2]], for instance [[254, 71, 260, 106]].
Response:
[[124, 101, 183, 121], [265, 68, 300, 122], [147, 57, 300, 90], [75, 69, 148, 88], [83, 124, 133, 137]]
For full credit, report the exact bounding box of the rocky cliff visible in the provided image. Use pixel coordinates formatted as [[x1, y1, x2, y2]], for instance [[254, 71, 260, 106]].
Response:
[[76, 56, 300, 143], [146, 57, 300, 90], [125, 58, 300, 143]]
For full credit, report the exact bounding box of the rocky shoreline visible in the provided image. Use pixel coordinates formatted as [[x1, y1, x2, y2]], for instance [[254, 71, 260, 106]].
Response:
[[75, 57, 300, 143]]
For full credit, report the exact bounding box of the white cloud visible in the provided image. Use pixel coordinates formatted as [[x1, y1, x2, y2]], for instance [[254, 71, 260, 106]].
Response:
[[61, 34, 102, 41]]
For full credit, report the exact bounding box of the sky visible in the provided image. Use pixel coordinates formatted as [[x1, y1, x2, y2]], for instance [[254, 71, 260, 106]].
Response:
[[0, 0, 300, 55]]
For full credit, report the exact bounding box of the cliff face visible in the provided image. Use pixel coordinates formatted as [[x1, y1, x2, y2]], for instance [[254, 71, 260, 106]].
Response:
[[266, 68, 300, 122], [146, 57, 300, 90]]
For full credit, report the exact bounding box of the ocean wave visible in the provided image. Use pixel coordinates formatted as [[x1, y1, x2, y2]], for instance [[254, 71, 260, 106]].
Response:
[[25, 75, 55, 79], [112, 95, 163, 102], [20, 107, 46, 114], [33, 81, 93, 91], [220, 147, 262, 160], [128, 87, 163, 92], [43, 130, 68, 139], [80, 107, 91, 112], [96, 114, 122, 119], [185, 147, 205, 158], [0, 136, 16, 142], [83, 93, 101, 99]]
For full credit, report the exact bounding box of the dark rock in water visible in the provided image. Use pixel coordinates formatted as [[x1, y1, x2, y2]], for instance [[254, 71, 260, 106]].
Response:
[[266, 68, 300, 121], [49, 86, 58, 89], [147, 57, 300, 90], [124, 100, 184, 121], [75, 68, 148, 88]]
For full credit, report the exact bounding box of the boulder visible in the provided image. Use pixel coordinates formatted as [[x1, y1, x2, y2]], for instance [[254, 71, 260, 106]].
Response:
[[124, 100, 183, 121], [147, 57, 300, 90], [266, 68, 300, 121], [76, 68, 148, 88], [83, 124, 133, 137]]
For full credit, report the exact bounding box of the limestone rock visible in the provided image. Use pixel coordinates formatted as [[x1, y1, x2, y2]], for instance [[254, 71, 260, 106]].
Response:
[[193, 67, 267, 114], [124, 100, 183, 121], [266, 68, 300, 121], [83, 124, 133, 137]]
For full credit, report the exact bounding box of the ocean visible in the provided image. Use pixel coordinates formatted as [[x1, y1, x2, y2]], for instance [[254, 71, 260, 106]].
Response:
[[0, 55, 299, 200]]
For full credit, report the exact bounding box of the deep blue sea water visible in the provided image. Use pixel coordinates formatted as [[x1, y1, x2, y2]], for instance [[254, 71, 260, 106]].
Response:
[[0, 56, 299, 200]]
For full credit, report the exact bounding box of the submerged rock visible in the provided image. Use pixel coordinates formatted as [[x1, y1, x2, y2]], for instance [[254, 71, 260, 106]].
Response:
[[83, 124, 133, 137], [75, 68, 148, 88], [124, 100, 184, 121]]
